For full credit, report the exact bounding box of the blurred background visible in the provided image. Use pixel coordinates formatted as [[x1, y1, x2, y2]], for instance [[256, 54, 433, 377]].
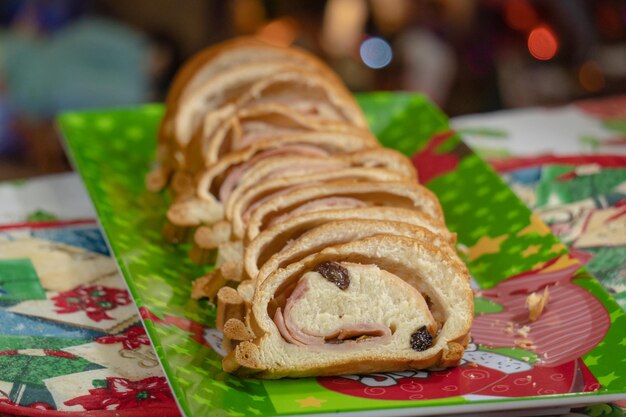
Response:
[[0, 0, 625, 180]]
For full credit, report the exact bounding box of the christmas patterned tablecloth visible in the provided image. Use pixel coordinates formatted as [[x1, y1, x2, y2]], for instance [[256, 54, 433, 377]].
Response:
[[0, 95, 625, 417], [0, 174, 181, 416]]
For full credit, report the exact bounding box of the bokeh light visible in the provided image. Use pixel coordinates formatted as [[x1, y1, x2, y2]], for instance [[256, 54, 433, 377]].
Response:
[[359, 37, 393, 69], [527, 26, 559, 61]]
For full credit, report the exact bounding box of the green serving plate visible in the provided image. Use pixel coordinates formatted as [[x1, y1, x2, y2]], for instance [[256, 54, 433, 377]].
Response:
[[59, 93, 626, 417]]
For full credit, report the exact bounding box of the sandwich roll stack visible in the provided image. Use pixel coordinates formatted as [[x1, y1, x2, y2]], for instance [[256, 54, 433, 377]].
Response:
[[152, 37, 473, 378]]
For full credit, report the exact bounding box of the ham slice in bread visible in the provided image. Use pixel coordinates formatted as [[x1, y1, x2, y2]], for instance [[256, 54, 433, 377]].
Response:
[[225, 235, 472, 378]]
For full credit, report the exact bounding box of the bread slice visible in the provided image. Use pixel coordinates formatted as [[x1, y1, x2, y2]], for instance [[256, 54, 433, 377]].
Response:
[[244, 207, 455, 280], [254, 219, 462, 284], [190, 149, 418, 263], [188, 103, 359, 169], [226, 148, 417, 211], [227, 168, 408, 239], [233, 68, 366, 127], [245, 180, 444, 241], [229, 235, 473, 378]]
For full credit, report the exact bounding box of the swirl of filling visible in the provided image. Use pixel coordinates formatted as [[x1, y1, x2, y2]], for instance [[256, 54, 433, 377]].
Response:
[[273, 262, 436, 351]]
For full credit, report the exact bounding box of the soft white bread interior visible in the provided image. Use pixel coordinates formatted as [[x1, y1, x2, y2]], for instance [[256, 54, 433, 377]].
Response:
[[230, 235, 472, 378]]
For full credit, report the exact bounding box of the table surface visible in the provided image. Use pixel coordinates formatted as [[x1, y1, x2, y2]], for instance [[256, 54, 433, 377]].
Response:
[[0, 95, 625, 416]]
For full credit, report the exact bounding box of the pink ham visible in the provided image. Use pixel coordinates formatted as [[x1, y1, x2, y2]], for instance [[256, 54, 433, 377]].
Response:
[[268, 197, 368, 227], [218, 144, 330, 202], [273, 276, 392, 349]]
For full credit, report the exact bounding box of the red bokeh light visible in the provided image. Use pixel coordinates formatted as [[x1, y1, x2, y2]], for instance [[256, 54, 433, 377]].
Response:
[[504, 0, 538, 31], [527, 26, 559, 61]]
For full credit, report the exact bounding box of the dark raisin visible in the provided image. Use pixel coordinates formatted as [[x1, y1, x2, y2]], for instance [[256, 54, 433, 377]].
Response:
[[313, 261, 350, 290], [410, 326, 433, 351]]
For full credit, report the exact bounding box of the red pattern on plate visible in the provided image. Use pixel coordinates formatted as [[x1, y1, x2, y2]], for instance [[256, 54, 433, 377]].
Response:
[[474, 259, 610, 367], [319, 358, 598, 400]]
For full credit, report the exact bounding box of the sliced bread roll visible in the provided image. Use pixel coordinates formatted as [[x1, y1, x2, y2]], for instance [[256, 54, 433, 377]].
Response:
[[196, 130, 377, 201], [245, 180, 444, 241], [190, 150, 418, 260], [211, 169, 411, 280], [184, 68, 369, 172], [227, 235, 472, 378], [244, 207, 455, 280]]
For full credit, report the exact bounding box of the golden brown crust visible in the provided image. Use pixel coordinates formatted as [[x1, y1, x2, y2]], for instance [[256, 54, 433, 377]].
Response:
[[253, 353, 444, 379], [190, 271, 228, 301], [223, 318, 255, 341], [440, 342, 466, 367], [216, 287, 246, 330]]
